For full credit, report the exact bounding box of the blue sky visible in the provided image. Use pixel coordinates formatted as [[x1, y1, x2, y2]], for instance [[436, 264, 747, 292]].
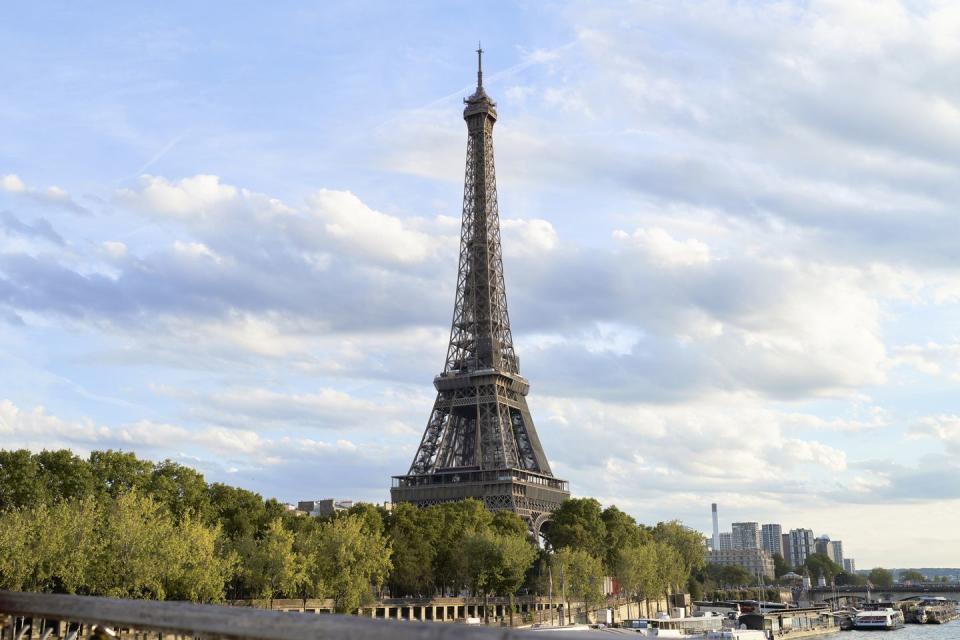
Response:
[[3, 0, 960, 567]]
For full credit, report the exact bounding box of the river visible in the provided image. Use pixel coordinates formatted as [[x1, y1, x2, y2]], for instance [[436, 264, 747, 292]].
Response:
[[845, 621, 960, 640]]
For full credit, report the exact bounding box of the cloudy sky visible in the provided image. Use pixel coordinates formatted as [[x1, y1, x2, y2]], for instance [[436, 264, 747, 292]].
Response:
[[3, 0, 960, 567]]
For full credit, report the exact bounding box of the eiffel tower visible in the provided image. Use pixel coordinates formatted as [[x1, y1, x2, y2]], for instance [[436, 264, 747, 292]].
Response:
[[391, 48, 569, 533]]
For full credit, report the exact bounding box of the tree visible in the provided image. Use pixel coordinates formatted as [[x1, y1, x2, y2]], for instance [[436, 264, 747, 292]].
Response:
[[147, 460, 212, 522], [836, 571, 867, 586], [543, 498, 607, 560], [245, 518, 303, 607], [463, 531, 536, 624], [615, 543, 657, 618], [88, 450, 152, 498], [772, 553, 790, 578], [386, 503, 435, 596], [719, 564, 753, 589], [491, 510, 528, 538], [868, 567, 893, 588], [0, 449, 45, 509], [651, 521, 705, 589], [552, 548, 604, 624], [312, 514, 392, 613], [601, 506, 648, 572], [899, 569, 926, 584], [805, 553, 842, 584], [88, 492, 177, 599], [654, 541, 685, 603], [35, 449, 95, 503], [164, 514, 235, 603], [492, 534, 536, 626]]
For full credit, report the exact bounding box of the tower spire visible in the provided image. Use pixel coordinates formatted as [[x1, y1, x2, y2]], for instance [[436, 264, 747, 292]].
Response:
[[476, 42, 483, 89]]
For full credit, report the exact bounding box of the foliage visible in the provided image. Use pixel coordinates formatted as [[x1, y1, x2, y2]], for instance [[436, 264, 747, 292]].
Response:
[[553, 548, 605, 613], [615, 542, 658, 616], [804, 553, 843, 583], [772, 553, 790, 578], [0, 447, 711, 611], [312, 514, 392, 612], [543, 498, 607, 559], [835, 571, 867, 586], [899, 569, 926, 583], [651, 521, 706, 584], [244, 518, 303, 605], [869, 567, 894, 588]]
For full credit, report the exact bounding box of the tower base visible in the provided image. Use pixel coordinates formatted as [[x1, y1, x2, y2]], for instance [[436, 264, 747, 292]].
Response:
[[391, 467, 569, 534]]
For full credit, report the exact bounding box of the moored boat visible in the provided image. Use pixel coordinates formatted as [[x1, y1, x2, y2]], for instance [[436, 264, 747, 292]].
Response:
[[851, 608, 904, 631]]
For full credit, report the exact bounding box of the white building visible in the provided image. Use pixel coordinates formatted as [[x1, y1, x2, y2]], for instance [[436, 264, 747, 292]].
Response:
[[843, 558, 856, 573]]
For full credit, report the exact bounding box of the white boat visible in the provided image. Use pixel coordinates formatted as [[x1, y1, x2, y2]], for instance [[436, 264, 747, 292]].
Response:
[[852, 608, 904, 630]]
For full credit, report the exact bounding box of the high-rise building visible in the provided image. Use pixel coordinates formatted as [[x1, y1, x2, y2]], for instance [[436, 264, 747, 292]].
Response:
[[814, 534, 831, 557], [712, 503, 720, 550], [732, 522, 761, 550], [706, 548, 775, 581], [782, 533, 792, 566], [830, 540, 844, 565], [843, 558, 856, 574], [390, 49, 569, 533], [761, 523, 783, 556], [718, 532, 733, 550], [789, 529, 815, 567]]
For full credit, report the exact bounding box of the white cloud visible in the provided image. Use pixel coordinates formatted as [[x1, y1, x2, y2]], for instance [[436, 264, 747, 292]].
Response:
[[0, 174, 87, 213], [120, 174, 238, 217], [615, 227, 711, 267], [305, 189, 433, 265]]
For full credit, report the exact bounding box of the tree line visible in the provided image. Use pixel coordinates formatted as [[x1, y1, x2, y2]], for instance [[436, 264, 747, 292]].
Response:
[[0, 449, 705, 618]]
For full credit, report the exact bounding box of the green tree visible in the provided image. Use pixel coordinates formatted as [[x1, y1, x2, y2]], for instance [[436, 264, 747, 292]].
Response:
[[491, 510, 528, 538], [651, 521, 705, 589], [164, 513, 234, 603], [805, 553, 842, 584], [313, 514, 392, 613], [88, 450, 152, 498], [463, 531, 536, 624], [552, 548, 605, 624], [718, 564, 753, 588], [601, 506, 648, 572], [654, 541, 685, 603], [544, 498, 607, 560], [246, 518, 303, 607], [835, 571, 867, 586], [147, 460, 212, 521], [35, 449, 95, 503], [868, 567, 894, 588], [492, 533, 536, 626], [772, 553, 790, 578], [615, 543, 657, 618], [0, 449, 45, 509], [386, 503, 436, 596], [88, 492, 177, 599], [899, 569, 926, 583]]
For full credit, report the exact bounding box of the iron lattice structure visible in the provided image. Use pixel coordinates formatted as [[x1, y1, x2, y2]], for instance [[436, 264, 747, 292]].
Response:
[[391, 50, 569, 532]]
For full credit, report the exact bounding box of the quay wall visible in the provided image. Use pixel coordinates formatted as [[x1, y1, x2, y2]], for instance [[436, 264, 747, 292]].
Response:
[[230, 594, 675, 626]]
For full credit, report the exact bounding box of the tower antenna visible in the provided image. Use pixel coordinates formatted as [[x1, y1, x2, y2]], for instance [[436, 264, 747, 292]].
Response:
[[476, 42, 483, 89]]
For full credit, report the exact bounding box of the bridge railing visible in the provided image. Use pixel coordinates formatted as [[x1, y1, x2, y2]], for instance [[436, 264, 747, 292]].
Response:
[[0, 591, 563, 640]]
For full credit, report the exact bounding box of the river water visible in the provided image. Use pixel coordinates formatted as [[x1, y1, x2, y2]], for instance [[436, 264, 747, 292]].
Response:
[[845, 621, 960, 640]]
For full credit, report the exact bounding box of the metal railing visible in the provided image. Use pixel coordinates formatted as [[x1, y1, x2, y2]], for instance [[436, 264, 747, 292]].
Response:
[[0, 591, 586, 640]]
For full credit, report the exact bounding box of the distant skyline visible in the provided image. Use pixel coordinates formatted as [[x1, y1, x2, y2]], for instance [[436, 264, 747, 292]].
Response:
[[3, 1, 960, 567]]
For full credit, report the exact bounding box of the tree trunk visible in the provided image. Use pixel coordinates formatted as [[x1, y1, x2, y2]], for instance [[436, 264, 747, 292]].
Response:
[[484, 591, 489, 625], [509, 594, 515, 627]]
